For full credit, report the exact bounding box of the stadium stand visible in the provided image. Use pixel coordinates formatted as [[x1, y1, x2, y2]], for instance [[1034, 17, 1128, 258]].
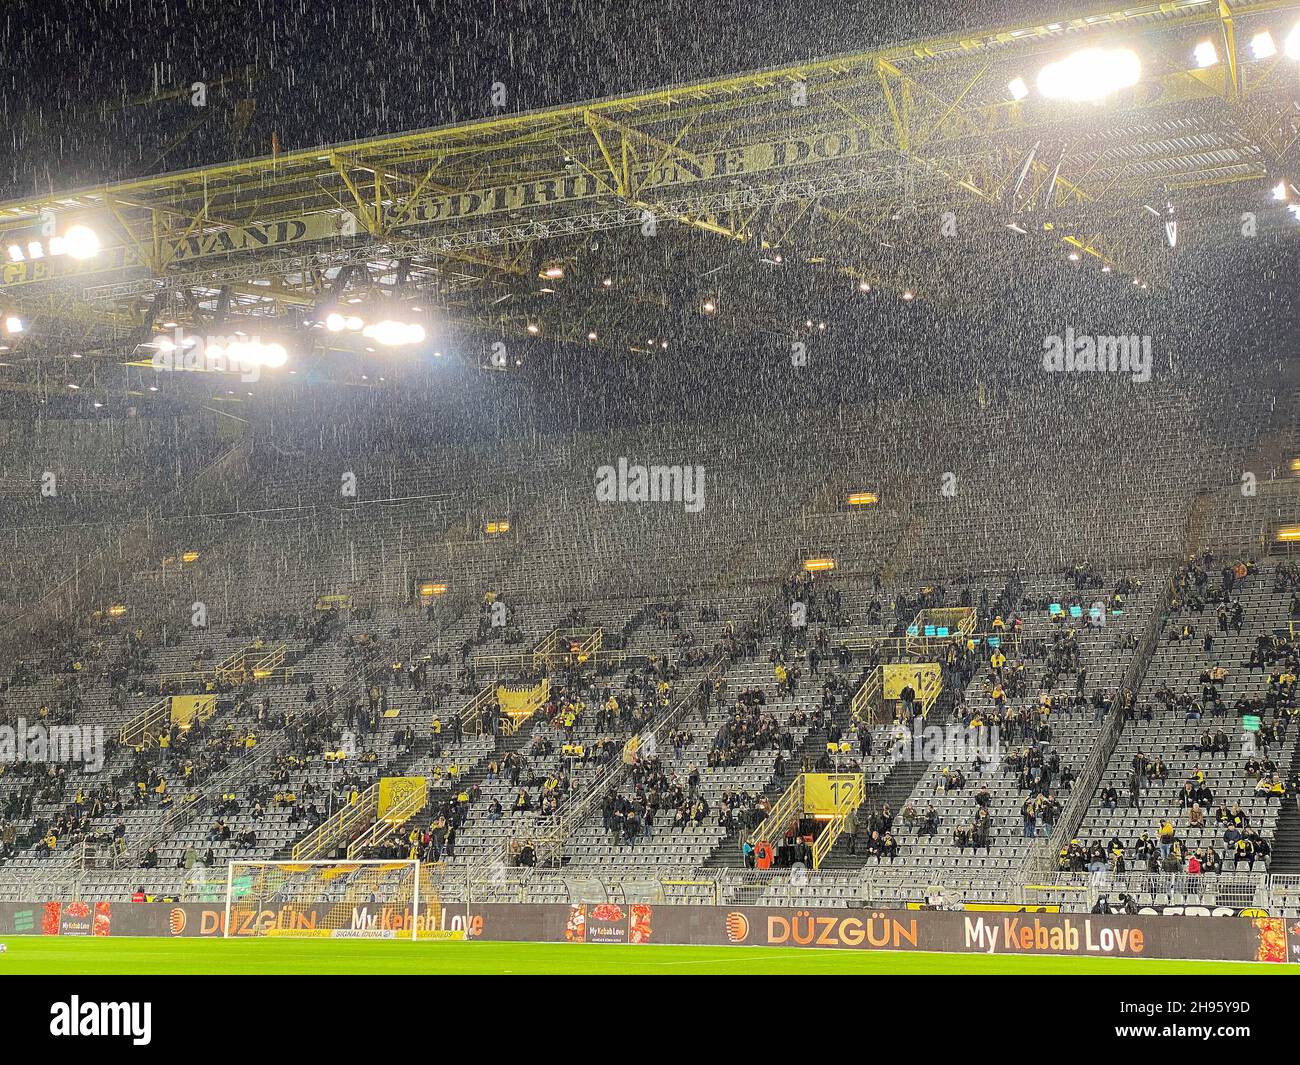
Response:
[[4, 348, 1300, 925]]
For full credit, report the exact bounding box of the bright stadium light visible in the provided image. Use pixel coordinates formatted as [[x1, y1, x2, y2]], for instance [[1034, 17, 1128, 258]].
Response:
[[324, 311, 365, 332], [5, 224, 101, 263], [1273, 180, 1289, 201], [1007, 76, 1029, 100], [1193, 40, 1219, 68], [258, 342, 288, 368], [362, 320, 425, 347], [62, 225, 101, 259], [225, 338, 290, 369], [1287, 22, 1300, 59], [3, 316, 23, 334], [1036, 47, 1141, 102], [1251, 31, 1277, 59]]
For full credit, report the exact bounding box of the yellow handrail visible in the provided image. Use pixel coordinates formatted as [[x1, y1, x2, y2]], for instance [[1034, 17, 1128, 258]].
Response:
[[345, 782, 429, 859], [850, 669, 882, 724], [811, 774, 865, 869], [748, 775, 804, 847], [457, 685, 499, 735], [119, 697, 171, 747], [292, 782, 380, 860]]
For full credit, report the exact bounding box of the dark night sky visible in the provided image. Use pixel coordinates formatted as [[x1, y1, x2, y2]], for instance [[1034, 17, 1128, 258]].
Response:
[[0, 0, 1093, 197]]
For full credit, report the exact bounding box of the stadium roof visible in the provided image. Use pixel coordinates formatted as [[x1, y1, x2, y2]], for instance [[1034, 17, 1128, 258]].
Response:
[[1, 0, 1299, 389]]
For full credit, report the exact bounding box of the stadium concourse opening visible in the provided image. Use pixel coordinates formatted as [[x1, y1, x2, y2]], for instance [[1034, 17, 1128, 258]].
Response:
[[0, 0, 1299, 1035]]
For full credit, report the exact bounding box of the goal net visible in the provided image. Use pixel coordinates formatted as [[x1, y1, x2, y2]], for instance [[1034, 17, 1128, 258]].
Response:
[[224, 860, 455, 939]]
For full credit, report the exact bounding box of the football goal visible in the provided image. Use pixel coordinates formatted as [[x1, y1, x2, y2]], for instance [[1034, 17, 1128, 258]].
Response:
[[224, 860, 458, 940]]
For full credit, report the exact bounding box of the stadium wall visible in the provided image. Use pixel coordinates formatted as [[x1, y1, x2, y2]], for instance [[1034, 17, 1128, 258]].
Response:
[[0, 901, 1291, 964]]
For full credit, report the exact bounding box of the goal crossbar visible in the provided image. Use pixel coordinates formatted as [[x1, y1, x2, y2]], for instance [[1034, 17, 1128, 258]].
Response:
[[223, 859, 440, 940]]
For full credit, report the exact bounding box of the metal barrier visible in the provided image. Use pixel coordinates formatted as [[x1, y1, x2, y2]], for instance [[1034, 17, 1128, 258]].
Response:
[[427, 865, 1294, 912], [293, 782, 381, 861], [811, 774, 866, 869], [346, 781, 429, 859], [456, 684, 499, 736], [748, 776, 804, 850], [119, 697, 170, 747], [156, 640, 289, 692], [9, 856, 1298, 914]]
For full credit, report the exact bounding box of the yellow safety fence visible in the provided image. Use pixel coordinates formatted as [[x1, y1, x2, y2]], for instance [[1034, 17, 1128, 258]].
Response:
[[119, 698, 170, 747], [292, 782, 380, 861], [348, 778, 430, 859], [457, 685, 499, 735], [808, 773, 865, 869], [748, 773, 865, 870], [851, 663, 942, 723]]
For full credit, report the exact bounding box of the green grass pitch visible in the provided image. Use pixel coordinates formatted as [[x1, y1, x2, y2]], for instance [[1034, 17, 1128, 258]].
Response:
[[0, 936, 1294, 974]]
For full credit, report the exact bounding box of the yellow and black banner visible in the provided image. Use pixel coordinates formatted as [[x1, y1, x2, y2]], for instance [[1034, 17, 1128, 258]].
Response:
[[169, 694, 216, 730]]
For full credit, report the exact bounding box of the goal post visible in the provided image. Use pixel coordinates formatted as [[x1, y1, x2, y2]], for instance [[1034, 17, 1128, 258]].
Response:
[[223, 859, 459, 940]]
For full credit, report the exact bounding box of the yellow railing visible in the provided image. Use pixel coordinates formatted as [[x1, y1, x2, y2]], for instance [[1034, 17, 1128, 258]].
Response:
[[851, 663, 942, 723], [292, 782, 380, 861], [811, 774, 865, 869], [249, 643, 287, 679], [457, 685, 499, 736], [913, 665, 943, 716], [473, 647, 628, 673], [849, 670, 882, 724], [345, 781, 428, 859], [747, 776, 804, 847], [531, 627, 562, 666], [841, 630, 1019, 660], [906, 607, 976, 657], [748, 773, 864, 868], [576, 629, 603, 658], [119, 698, 171, 747], [157, 640, 289, 691]]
